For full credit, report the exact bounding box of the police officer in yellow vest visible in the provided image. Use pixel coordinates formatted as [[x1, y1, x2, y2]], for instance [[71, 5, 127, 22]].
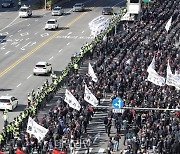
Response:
[[73, 63, 78, 73], [3, 109, 8, 128]]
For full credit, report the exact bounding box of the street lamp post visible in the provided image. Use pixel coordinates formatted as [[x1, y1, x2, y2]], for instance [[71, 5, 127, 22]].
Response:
[[45, 0, 47, 10]]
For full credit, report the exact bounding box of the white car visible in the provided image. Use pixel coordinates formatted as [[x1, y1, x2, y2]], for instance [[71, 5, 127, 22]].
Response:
[[73, 3, 85, 12], [19, 5, 32, 18], [45, 19, 59, 30], [0, 96, 18, 111], [33, 62, 52, 76], [52, 6, 64, 16]]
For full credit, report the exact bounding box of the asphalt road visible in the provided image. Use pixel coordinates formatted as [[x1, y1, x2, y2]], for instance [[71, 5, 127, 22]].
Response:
[[0, 0, 126, 131]]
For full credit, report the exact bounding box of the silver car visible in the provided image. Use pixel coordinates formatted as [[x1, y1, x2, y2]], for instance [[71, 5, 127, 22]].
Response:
[[73, 3, 84, 12], [52, 6, 64, 16]]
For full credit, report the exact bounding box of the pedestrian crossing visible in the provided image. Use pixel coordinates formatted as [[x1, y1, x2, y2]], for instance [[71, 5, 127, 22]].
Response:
[[74, 147, 105, 154]]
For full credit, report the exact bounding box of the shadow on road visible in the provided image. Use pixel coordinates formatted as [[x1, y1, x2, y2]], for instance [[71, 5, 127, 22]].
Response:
[[30, 15, 43, 18], [0, 88, 13, 92]]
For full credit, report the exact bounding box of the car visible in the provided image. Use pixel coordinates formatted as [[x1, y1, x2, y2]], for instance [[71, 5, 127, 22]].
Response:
[[19, 5, 32, 18], [102, 7, 114, 15], [73, 3, 84, 12], [33, 62, 52, 76], [1, 0, 14, 8], [52, 6, 64, 16], [0, 96, 18, 111], [45, 19, 59, 30]]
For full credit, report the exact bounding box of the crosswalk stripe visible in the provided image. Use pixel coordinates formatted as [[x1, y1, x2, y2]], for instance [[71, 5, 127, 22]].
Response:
[[98, 148, 105, 154], [85, 148, 93, 154]]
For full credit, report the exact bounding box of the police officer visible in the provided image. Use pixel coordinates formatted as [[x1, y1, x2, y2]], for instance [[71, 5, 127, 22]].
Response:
[[3, 109, 8, 128], [73, 63, 78, 73], [51, 71, 58, 82], [27, 93, 32, 107]]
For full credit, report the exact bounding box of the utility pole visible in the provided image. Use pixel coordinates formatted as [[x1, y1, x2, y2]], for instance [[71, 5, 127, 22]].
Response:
[[45, 0, 47, 10]]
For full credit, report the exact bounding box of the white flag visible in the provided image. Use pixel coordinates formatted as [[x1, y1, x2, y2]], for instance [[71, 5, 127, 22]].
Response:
[[147, 56, 155, 73], [166, 61, 180, 90], [33, 122, 49, 142], [26, 117, 34, 134], [165, 17, 172, 32], [64, 89, 81, 111], [84, 84, 98, 107], [88, 63, 98, 82], [26, 117, 48, 142], [147, 70, 165, 86]]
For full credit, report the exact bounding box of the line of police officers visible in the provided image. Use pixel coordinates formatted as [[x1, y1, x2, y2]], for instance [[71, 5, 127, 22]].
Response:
[[0, 10, 126, 151]]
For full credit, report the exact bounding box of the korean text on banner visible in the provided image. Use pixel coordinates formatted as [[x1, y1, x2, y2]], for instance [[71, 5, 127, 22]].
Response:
[[64, 89, 81, 111], [84, 84, 98, 107]]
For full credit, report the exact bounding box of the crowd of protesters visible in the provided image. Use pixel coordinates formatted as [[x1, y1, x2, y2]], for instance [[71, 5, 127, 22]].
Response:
[[0, 0, 179, 153]]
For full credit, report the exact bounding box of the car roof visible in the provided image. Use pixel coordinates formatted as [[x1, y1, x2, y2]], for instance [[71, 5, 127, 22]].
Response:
[[48, 19, 56, 21], [36, 61, 47, 65], [20, 5, 30, 9], [54, 6, 62, 9], [0, 96, 13, 99]]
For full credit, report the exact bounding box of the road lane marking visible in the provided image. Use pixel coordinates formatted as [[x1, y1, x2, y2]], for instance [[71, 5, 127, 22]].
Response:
[[67, 42, 70, 45], [82, 30, 84, 33], [20, 32, 29, 36], [17, 83, 21, 87], [21, 42, 32, 50], [85, 148, 93, 154], [49, 56, 53, 61], [26, 38, 30, 40], [59, 49, 62, 53], [98, 148, 105, 153], [9, 35, 13, 37], [0, 16, 19, 32], [27, 74, 32, 79], [18, 30, 21, 32], [41, 33, 49, 37], [27, 24, 31, 27], [67, 32, 72, 35], [0, 8, 92, 78], [30, 42, 36, 46], [5, 51, 10, 55]]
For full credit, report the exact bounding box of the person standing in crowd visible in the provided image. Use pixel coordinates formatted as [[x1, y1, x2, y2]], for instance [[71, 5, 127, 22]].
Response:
[[113, 133, 120, 152]]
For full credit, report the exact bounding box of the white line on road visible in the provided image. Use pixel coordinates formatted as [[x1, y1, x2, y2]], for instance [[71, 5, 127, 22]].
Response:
[[27, 24, 31, 27], [30, 42, 36, 46], [17, 83, 22, 87], [5, 51, 10, 55], [0, 15, 19, 32], [98, 148, 105, 154], [67, 32, 72, 35], [85, 148, 93, 154], [9, 35, 13, 38], [49, 56, 53, 60], [67, 42, 70, 45], [15, 44, 20, 47], [21, 42, 32, 50], [27, 74, 32, 79], [18, 30, 21, 32], [59, 49, 62, 53], [26, 38, 30, 40], [82, 30, 84, 33]]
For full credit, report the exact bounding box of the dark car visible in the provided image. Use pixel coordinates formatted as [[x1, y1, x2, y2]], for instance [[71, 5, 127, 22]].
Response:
[[102, 7, 114, 15], [1, 0, 14, 8]]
